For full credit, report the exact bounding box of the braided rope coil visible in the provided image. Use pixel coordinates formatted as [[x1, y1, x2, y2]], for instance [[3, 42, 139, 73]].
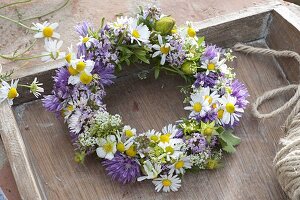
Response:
[[233, 43, 300, 200]]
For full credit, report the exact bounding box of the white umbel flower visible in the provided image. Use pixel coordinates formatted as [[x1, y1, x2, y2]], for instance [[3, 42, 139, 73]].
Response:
[[129, 18, 150, 45], [152, 34, 173, 65], [41, 39, 65, 62], [152, 174, 182, 192], [32, 21, 60, 39], [0, 79, 19, 105], [96, 135, 117, 160]]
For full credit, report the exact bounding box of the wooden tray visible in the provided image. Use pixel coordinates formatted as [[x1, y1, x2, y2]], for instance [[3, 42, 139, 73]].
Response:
[[1, 2, 300, 199]]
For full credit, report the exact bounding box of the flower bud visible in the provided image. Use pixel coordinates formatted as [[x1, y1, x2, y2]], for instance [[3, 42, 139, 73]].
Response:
[[181, 61, 197, 75], [154, 17, 176, 35]]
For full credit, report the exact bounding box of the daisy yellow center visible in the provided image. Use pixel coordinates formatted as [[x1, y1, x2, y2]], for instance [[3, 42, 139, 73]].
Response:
[[103, 143, 113, 153], [225, 103, 235, 113], [175, 160, 184, 169], [68, 66, 79, 75], [193, 102, 202, 112], [212, 103, 217, 109], [204, 128, 213, 136], [150, 135, 159, 142], [205, 95, 213, 104], [160, 133, 171, 143], [43, 26, 54, 38], [207, 63, 215, 70], [171, 29, 177, 34], [117, 142, 125, 152], [125, 130, 134, 138], [126, 145, 137, 157], [82, 37, 89, 43], [67, 105, 74, 111], [187, 27, 196, 37], [160, 46, 170, 54], [165, 146, 174, 154], [65, 53, 72, 63], [132, 29, 140, 38], [162, 179, 172, 187], [80, 71, 93, 84], [76, 61, 86, 72], [217, 109, 224, 119], [7, 88, 18, 99]]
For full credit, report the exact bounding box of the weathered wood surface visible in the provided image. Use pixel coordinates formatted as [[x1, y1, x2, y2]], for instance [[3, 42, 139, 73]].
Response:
[[266, 6, 300, 83], [3, 3, 300, 200], [11, 41, 290, 199], [0, 101, 43, 200]]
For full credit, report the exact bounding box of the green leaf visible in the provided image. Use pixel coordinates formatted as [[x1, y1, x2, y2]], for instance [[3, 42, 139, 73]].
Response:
[[197, 36, 205, 45], [220, 131, 241, 146], [222, 145, 236, 153]]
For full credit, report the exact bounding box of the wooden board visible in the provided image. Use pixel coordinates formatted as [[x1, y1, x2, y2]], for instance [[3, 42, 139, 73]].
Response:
[[1, 2, 300, 200]]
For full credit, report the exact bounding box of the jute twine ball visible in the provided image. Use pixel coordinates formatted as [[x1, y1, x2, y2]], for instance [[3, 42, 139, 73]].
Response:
[[233, 43, 300, 200]]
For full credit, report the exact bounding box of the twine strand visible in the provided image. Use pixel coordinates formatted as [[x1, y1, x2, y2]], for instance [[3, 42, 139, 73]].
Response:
[[233, 43, 300, 200]]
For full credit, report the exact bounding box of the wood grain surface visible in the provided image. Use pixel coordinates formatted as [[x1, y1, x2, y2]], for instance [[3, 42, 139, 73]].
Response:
[[11, 40, 291, 200], [4, 3, 300, 200]]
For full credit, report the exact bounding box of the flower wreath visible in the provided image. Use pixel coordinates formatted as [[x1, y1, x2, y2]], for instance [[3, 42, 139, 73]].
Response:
[[43, 6, 249, 192]]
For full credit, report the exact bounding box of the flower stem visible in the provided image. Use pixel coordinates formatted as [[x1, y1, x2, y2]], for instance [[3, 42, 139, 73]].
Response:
[[0, 14, 32, 30], [20, 0, 70, 21], [0, 0, 32, 10], [0, 54, 46, 61]]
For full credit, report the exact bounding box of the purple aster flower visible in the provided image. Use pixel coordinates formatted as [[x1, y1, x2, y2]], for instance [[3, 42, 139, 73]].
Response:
[[75, 21, 92, 37], [92, 62, 116, 87], [231, 79, 249, 109], [42, 94, 63, 114], [186, 133, 208, 154], [210, 135, 218, 148], [102, 153, 141, 184], [193, 72, 218, 88], [201, 45, 220, 61], [194, 111, 217, 123]]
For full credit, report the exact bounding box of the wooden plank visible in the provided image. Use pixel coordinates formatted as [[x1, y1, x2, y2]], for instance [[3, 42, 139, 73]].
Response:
[[193, 1, 281, 47], [0, 101, 43, 200], [266, 6, 300, 83], [12, 41, 290, 199]]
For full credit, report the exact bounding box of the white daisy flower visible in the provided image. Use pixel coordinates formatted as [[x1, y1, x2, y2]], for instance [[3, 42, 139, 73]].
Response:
[[178, 22, 198, 46], [201, 54, 228, 75], [184, 91, 210, 118], [218, 95, 244, 126], [111, 16, 130, 30], [29, 77, 44, 98], [41, 39, 65, 62], [137, 160, 162, 181], [68, 57, 95, 85], [115, 131, 135, 153], [122, 125, 136, 138], [0, 79, 19, 106], [195, 87, 220, 107], [169, 156, 192, 175], [96, 135, 117, 160], [63, 101, 75, 120], [152, 34, 173, 65], [158, 139, 184, 161], [162, 124, 178, 137], [65, 45, 77, 65], [32, 21, 60, 39], [145, 129, 161, 143], [152, 174, 182, 192], [129, 18, 150, 45], [77, 35, 96, 49]]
